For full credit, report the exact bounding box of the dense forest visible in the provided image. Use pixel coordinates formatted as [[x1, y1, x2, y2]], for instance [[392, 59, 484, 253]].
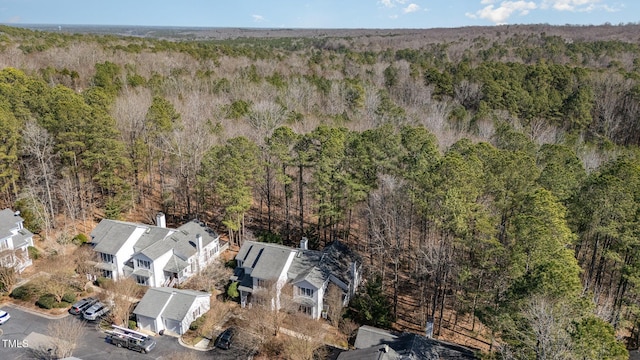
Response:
[[2, 23, 640, 358]]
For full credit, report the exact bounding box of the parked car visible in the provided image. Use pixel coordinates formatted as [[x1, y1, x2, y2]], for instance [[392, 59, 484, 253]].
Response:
[[83, 302, 109, 321], [0, 310, 10, 324], [69, 297, 98, 315], [215, 327, 235, 350]]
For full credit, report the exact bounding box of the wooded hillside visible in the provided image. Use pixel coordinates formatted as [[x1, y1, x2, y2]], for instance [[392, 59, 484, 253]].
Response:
[[1, 23, 639, 358]]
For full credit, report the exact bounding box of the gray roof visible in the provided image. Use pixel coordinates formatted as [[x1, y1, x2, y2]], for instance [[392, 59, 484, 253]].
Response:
[[92, 218, 219, 262], [11, 228, 33, 249], [133, 287, 173, 318], [288, 250, 322, 283], [163, 254, 189, 273], [138, 220, 219, 261], [337, 345, 401, 360], [235, 240, 361, 292], [355, 325, 399, 350], [133, 287, 210, 321], [352, 326, 478, 360], [91, 220, 143, 255], [132, 227, 174, 252], [236, 241, 294, 281], [0, 208, 29, 241], [319, 241, 361, 288]]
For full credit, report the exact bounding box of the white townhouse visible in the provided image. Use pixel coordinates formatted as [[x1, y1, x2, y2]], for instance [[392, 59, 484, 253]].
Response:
[[0, 208, 34, 273], [90, 213, 227, 287], [232, 238, 361, 319]]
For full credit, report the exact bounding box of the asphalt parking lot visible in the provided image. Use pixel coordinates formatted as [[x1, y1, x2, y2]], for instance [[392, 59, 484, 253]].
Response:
[[0, 304, 254, 359]]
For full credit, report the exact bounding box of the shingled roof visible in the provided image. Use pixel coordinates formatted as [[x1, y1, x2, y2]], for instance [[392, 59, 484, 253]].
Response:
[[348, 325, 479, 360]]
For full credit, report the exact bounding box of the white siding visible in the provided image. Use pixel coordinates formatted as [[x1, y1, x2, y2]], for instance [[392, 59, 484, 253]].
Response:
[[114, 226, 147, 280]]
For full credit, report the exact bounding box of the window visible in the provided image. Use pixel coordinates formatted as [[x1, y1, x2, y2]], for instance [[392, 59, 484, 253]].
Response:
[[297, 287, 314, 297], [299, 305, 312, 316], [136, 259, 151, 269], [135, 275, 149, 286], [102, 270, 113, 279], [192, 307, 201, 319], [100, 253, 114, 263], [256, 279, 265, 288]]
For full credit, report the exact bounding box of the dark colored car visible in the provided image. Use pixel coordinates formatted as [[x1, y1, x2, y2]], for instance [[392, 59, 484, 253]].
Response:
[[69, 297, 98, 315], [215, 327, 235, 350]]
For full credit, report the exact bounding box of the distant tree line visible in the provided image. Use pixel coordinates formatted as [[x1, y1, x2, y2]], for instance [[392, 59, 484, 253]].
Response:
[[1, 25, 639, 358]]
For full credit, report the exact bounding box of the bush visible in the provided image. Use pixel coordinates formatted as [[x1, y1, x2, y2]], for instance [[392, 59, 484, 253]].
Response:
[[72, 233, 89, 245], [224, 258, 237, 269], [189, 315, 206, 331], [55, 301, 71, 308], [36, 294, 57, 309], [10, 284, 36, 301], [128, 320, 137, 330], [85, 285, 93, 293], [62, 292, 76, 303], [95, 277, 112, 288], [27, 246, 40, 260], [227, 281, 239, 300]]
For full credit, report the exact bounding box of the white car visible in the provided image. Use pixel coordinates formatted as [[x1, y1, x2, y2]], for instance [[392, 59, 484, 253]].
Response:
[[0, 310, 10, 324]]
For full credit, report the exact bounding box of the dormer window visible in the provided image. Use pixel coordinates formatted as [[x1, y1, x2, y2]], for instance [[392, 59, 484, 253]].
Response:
[[297, 287, 314, 297], [136, 259, 151, 269], [100, 253, 114, 263]]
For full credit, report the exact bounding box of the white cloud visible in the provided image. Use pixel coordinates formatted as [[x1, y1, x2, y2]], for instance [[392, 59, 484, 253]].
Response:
[[403, 3, 420, 13], [466, 1, 537, 23], [252, 14, 265, 22], [379, 0, 408, 8], [540, 0, 620, 12], [380, 0, 395, 8]]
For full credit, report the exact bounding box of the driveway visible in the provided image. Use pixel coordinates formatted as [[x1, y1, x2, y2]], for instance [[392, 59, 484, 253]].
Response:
[[0, 305, 254, 359]]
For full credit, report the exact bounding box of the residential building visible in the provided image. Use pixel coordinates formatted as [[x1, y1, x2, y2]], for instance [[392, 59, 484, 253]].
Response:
[[0, 208, 34, 273], [336, 325, 479, 360], [232, 238, 361, 319], [133, 287, 210, 335], [90, 213, 227, 287]]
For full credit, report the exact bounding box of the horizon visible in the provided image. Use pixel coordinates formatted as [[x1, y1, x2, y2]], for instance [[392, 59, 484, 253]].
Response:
[[0, 1, 637, 30]]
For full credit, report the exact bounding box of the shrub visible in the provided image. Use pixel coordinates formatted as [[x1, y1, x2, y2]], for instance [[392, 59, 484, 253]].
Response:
[[128, 320, 137, 330], [55, 301, 71, 308], [62, 292, 76, 303], [189, 315, 206, 331], [95, 277, 112, 288], [227, 281, 239, 300], [27, 246, 40, 260], [10, 284, 36, 301], [72, 233, 89, 245], [224, 259, 237, 269], [36, 294, 57, 309], [85, 285, 93, 293]]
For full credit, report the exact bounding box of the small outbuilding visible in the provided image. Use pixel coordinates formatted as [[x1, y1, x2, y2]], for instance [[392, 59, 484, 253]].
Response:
[[133, 287, 210, 335]]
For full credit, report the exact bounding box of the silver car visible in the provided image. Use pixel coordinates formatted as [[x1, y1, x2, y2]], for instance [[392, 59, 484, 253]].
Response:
[[83, 302, 109, 321]]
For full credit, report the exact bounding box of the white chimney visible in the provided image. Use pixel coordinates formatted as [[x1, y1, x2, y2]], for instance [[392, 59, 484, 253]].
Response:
[[156, 212, 166, 228], [300, 237, 308, 250], [196, 234, 203, 253]]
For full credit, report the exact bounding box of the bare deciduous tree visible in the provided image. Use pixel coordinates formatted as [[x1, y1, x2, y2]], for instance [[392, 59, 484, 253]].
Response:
[[324, 283, 345, 328], [0, 263, 16, 293], [282, 314, 326, 360], [103, 277, 143, 326], [21, 120, 57, 227], [47, 317, 86, 359], [181, 259, 231, 293]]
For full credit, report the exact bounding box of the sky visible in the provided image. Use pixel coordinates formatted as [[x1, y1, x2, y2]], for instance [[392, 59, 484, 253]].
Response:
[[0, 0, 637, 29]]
